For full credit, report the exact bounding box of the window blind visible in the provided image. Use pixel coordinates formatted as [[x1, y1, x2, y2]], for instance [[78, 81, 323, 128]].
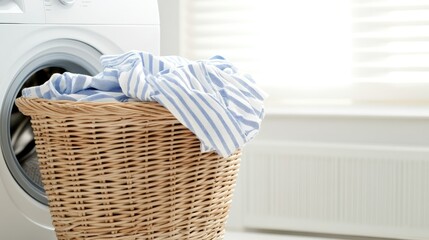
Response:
[[180, 0, 258, 72], [181, 0, 429, 102], [352, 0, 429, 102]]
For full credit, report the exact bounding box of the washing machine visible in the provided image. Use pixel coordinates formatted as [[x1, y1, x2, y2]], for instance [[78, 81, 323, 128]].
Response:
[[0, 0, 159, 238]]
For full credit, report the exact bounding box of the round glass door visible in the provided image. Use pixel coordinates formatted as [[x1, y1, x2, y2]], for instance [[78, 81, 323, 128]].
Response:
[[1, 42, 101, 205]]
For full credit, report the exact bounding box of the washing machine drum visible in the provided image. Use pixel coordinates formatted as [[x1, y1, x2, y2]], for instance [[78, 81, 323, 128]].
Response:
[[9, 67, 66, 193], [11, 111, 40, 187]]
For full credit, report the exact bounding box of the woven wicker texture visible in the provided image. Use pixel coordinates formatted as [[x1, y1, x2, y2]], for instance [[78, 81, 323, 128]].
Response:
[[16, 97, 241, 240]]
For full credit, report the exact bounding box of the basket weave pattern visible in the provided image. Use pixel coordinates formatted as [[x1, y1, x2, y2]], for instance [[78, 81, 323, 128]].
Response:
[[16, 98, 241, 240]]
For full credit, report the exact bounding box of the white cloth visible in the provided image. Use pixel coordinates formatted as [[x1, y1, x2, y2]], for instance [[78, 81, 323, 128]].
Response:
[[22, 51, 267, 157]]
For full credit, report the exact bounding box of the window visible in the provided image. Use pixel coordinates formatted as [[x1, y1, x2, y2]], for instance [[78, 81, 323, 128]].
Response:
[[181, 0, 429, 104]]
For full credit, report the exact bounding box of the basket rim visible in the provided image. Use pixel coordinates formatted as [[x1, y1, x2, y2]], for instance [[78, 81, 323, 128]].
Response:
[[15, 97, 174, 118], [16, 97, 161, 106]]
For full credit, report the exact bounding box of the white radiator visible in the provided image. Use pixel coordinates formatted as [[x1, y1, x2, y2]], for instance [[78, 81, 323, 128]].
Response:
[[231, 141, 429, 240]]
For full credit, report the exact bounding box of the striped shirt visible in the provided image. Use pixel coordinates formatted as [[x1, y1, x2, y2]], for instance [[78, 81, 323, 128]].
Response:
[[22, 51, 267, 157]]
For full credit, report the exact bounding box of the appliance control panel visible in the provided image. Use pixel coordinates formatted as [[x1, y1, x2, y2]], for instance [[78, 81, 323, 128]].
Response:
[[0, 0, 159, 25], [0, 0, 45, 23], [44, 0, 159, 25], [58, 0, 75, 6]]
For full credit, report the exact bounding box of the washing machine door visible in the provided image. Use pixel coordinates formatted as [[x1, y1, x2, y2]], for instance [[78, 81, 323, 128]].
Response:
[[1, 39, 102, 205]]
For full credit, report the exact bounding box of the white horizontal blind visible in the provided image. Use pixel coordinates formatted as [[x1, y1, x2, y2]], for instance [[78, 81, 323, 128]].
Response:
[[352, 0, 429, 102], [180, 0, 258, 73], [181, 0, 429, 102]]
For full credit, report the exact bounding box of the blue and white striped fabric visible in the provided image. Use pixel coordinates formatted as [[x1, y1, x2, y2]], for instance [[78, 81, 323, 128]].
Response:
[[22, 51, 267, 157]]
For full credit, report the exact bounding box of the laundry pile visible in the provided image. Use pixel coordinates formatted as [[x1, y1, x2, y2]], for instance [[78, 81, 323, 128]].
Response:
[[22, 51, 267, 157]]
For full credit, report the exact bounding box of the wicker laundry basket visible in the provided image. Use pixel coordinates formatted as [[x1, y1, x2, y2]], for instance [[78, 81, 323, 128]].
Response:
[[15, 97, 241, 240]]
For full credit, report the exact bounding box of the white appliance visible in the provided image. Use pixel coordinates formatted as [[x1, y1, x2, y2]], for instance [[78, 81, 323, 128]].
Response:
[[0, 0, 159, 239]]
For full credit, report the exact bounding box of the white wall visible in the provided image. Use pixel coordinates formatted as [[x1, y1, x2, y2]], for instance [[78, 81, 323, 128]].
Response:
[[158, 0, 181, 55]]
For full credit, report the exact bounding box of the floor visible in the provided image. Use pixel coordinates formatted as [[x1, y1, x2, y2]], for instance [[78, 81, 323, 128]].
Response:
[[224, 231, 345, 240]]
